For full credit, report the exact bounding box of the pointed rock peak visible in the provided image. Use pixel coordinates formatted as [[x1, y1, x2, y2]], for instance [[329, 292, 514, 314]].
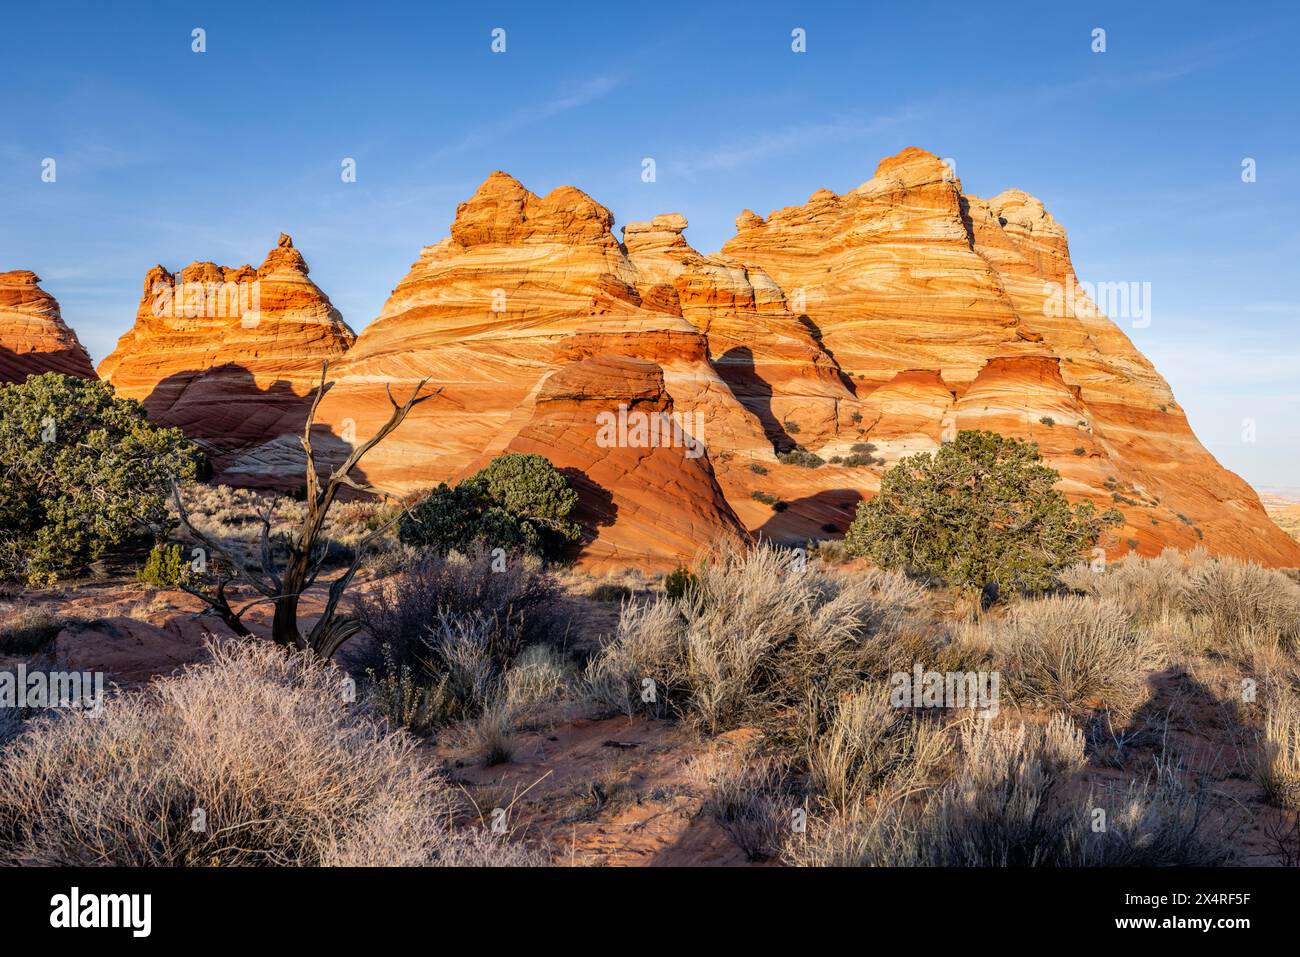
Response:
[[259, 233, 310, 277], [0, 269, 97, 382], [143, 264, 174, 292], [869, 146, 957, 190], [0, 269, 42, 287], [478, 169, 532, 197], [736, 209, 766, 231], [452, 171, 614, 246]]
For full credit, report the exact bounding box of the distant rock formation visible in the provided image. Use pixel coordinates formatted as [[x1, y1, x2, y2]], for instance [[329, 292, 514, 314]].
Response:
[[0, 270, 96, 383], [97, 234, 355, 484]]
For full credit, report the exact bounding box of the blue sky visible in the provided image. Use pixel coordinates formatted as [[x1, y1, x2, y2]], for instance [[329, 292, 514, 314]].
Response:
[[2, 1, 1297, 488]]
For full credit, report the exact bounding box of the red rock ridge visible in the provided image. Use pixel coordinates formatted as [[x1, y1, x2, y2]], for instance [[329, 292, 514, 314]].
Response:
[[0, 270, 96, 383], [97, 234, 355, 484]]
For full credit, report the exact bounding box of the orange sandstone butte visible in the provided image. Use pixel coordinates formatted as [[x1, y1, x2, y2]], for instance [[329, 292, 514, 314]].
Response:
[[97, 151, 1300, 569], [0, 270, 96, 383]]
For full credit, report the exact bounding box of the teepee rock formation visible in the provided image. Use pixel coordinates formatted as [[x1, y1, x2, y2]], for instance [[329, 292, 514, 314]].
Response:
[[0, 270, 96, 383], [97, 234, 355, 484], [312, 173, 759, 563], [97, 151, 1300, 569]]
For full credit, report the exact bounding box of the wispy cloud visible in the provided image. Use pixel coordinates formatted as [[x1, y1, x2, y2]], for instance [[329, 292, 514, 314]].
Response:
[[430, 74, 625, 160], [667, 101, 935, 177]]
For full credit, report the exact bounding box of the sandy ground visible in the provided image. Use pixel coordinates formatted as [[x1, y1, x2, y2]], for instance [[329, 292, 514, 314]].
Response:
[[5, 568, 1297, 867]]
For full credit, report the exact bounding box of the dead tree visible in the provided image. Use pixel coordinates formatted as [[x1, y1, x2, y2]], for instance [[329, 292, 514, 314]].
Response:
[[173, 362, 439, 658]]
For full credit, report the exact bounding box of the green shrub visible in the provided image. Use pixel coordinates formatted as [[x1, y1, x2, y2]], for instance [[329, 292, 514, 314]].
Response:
[[777, 448, 825, 469], [840, 453, 878, 467], [844, 431, 1121, 595], [0, 374, 200, 584], [136, 543, 190, 589], [1038, 416, 1056, 427], [399, 453, 579, 559], [665, 564, 698, 600]]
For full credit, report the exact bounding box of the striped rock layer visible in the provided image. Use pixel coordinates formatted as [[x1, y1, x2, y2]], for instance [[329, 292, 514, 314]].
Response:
[[98, 150, 1300, 569], [0, 270, 96, 383], [98, 234, 356, 483]]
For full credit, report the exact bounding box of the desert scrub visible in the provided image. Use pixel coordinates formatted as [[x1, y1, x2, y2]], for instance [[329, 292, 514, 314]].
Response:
[[807, 682, 951, 812], [0, 638, 541, 866], [1256, 694, 1300, 810], [0, 604, 69, 656], [777, 448, 825, 469], [1182, 555, 1300, 659], [664, 564, 699, 600], [0, 373, 200, 584], [992, 595, 1161, 712], [585, 541, 931, 737], [791, 716, 1230, 867], [687, 748, 796, 862], [354, 547, 573, 732], [750, 490, 787, 511], [136, 542, 190, 588], [399, 452, 580, 559], [845, 430, 1122, 596]]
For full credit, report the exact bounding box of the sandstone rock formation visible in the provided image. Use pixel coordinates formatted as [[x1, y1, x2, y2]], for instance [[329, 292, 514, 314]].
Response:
[[0, 270, 96, 383], [98, 235, 356, 484], [311, 174, 763, 563], [723, 147, 1300, 566], [473, 355, 745, 569], [98, 153, 1300, 569]]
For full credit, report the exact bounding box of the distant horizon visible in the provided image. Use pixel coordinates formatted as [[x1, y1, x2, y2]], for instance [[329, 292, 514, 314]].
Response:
[[3, 0, 1297, 488]]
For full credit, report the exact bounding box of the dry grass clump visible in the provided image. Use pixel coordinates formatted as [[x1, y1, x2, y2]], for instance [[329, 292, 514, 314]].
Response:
[[1256, 693, 1300, 810], [687, 748, 797, 862], [1063, 549, 1300, 666], [1061, 549, 1188, 625], [1074, 763, 1235, 867], [920, 716, 1087, 866], [356, 547, 573, 736], [789, 716, 1232, 867], [0, 638, 540, 866], [1183, 555, 1300, 661], [0, 604, 69, 655], [586, 541, 932, 736], [808, 682, 951, 812], [993, 595, 1161, 712]]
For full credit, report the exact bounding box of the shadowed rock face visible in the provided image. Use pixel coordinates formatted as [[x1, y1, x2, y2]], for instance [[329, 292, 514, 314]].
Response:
[[0, 270, 96, 383], [466, 355, 745, 571], [97, 234, 356, 484], [95, 152, 1300, 568]]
